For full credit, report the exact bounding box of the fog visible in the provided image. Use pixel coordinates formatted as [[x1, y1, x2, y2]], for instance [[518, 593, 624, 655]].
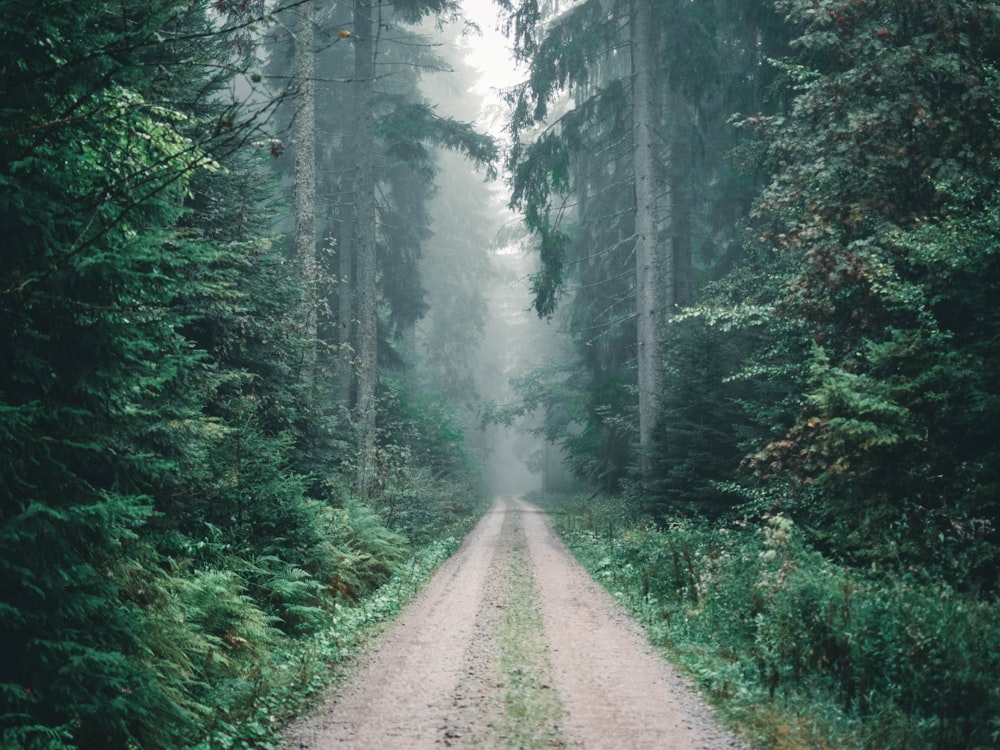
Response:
[[255, 0, 572, 498], [412, 2, 558, 497]]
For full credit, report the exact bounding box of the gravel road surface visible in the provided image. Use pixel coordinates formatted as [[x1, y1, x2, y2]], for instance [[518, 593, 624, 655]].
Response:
[[278, 496, 747, 749]]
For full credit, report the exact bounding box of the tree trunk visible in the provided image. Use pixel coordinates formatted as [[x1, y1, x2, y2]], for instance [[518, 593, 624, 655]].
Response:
[[292, 0, 317, 387], [630, 0, 665, 477], [353, 0, 379, 498], [336, 220, 354, 406], [666, 86, 692, 313]]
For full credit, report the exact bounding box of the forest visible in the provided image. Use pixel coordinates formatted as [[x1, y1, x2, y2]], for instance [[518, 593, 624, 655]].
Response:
[[1, 0, 998, 749]]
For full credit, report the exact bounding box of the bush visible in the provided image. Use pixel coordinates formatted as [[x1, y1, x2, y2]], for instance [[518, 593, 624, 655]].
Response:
[[542, 493, 1000, 750]]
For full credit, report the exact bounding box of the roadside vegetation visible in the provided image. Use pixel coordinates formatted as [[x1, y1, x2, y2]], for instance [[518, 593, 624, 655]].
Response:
[[538, 492, 1000, 750], [192, 532, 468, 750]]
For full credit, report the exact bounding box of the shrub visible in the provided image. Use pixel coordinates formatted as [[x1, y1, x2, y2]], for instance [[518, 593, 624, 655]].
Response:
[[543, 493, 1000, 750]]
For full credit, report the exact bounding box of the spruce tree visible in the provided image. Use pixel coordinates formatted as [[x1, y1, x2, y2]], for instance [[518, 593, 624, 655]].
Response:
[[733, 0, 1000, 585], [499, 0, 782, 490], [0, 1, 251, 744]]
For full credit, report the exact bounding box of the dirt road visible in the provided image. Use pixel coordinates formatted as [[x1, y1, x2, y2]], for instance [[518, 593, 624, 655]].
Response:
[[278, 497, 746, 750]]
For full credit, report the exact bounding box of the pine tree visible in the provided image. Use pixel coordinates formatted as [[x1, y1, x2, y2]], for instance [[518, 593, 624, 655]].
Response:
[[499, 0, 782, 488], [292, 0, 320, 386], [289, 0, 495, 498]]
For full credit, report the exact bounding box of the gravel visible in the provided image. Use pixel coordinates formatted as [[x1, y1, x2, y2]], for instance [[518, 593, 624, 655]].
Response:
[[277, 497, 748, 750]]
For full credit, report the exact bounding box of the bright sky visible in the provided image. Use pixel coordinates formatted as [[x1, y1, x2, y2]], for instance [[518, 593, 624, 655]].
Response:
[[460, 0, 523, 97], [457, 0, 528, 249]]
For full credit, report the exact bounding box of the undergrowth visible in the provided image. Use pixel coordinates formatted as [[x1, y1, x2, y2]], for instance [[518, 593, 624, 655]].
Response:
[[534, 492, 1000, 750], [191, 535, 462, 750]]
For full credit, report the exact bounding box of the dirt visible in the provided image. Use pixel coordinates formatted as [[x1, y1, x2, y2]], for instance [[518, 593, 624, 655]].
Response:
[[277, 496, 748, 750]]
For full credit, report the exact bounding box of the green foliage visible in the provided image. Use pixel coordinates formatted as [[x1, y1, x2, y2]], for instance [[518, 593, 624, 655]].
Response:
[[1, 1, 243, 744], [543, 493, 1000, 750], [482, 360, 635, 492], [0, 1, 485, 747], [372, 94, 497, 339], [500, 0, 789, 489], [365, 376, 489, 543], [515, 0, 610, 122], [186, 536, 461, 750], [650, 310, 775, 516], [374, 98, 497, 178], [0, 514, 200, 749], [720, 0, 1000, 587]]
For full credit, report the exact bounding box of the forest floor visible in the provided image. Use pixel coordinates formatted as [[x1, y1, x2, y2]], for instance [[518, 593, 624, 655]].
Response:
[[277, 496, 747, 750]]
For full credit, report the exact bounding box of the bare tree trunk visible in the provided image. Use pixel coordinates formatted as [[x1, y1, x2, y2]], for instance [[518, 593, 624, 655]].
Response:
[[353, 0, 379, 498], [293, 0, 318, 387], [630, 0, 665, 477], [672, 164, 693, 309], [334, 9, 361, 408], [336, 222, 354, 406]]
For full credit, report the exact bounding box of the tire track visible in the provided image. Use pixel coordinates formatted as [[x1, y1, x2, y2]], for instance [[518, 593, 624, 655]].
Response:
[[278, 497, 745, 750], [517, 498, 746, 750]]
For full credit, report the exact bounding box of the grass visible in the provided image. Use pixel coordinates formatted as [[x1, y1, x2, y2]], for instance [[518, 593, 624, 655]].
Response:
[[494, 544, 570, 749]]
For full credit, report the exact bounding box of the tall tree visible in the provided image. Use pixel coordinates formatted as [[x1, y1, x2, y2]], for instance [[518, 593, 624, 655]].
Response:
[[351, 0, 381, 497], [292, 0, 319, 386], [630, 0, 664, 472], [0, 1, 287, 744], [304, 0, 494, 497], [499, 0, 772, 484]]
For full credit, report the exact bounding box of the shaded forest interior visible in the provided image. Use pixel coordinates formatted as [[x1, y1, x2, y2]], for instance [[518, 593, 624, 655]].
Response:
[[1, 1, 998, 748]]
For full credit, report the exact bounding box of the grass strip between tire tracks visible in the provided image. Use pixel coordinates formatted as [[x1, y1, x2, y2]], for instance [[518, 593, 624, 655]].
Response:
[[495, 543, 570, 750]]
